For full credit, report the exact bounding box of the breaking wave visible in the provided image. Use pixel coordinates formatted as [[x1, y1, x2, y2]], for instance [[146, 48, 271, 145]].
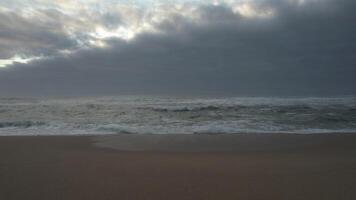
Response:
[[0, 121, 46, 128]]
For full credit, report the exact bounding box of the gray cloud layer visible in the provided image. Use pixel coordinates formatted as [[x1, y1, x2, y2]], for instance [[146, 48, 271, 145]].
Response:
[[0, 10, 75, 59], [0, 0, 356, 96]]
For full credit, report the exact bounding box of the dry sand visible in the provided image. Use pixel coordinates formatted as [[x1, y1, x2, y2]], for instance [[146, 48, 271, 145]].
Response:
[[1, 133, 356, 200]]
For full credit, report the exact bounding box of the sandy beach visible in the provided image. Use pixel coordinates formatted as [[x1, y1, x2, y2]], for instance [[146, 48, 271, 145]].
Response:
[[1, 133, 356, 200]]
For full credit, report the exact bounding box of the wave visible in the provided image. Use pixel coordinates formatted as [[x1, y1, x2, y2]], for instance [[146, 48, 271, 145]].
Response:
[[150, 105, 220, 112], [0, 121, 46, 128], [147, 103, 353, 112], [96, 124, 137, 134], [149, 105, 250, 112]]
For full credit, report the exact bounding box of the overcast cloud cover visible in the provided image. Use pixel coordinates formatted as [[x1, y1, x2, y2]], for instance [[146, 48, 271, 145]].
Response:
[[0, 0, 355, 96]]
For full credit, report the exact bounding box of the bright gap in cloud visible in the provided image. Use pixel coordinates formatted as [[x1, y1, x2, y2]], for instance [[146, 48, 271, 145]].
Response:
[[0, 55, 41, 67], [232, 3, 275, 18], [88, 26, 137, 46]]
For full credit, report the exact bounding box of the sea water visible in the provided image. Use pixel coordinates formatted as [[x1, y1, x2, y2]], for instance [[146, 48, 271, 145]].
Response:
[[0, 96, 355, 135]]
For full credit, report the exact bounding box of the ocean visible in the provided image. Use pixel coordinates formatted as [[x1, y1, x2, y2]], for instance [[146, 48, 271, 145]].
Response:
[[0, 96, 355, 136]]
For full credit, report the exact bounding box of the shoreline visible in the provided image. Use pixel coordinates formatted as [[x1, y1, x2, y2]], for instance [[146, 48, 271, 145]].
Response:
[[1, 132, 355, 151], [93, 132, 356, 152], [1, 133, 356, 200]]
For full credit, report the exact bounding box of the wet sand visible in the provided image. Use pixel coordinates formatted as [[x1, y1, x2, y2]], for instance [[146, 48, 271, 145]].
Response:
[[1, 133, 356, 200]]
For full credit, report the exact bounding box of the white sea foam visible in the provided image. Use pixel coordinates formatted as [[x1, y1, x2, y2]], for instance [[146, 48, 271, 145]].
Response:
[[0, 96, 355, 136]]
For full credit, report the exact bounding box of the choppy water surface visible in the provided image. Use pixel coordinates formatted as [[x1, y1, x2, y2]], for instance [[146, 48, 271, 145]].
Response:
[[0, 96, 356, 135]]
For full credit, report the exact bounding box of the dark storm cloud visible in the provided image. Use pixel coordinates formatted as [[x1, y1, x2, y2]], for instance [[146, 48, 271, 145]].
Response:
[[0, 0, 356, 96], [0, 9, 78, 59]]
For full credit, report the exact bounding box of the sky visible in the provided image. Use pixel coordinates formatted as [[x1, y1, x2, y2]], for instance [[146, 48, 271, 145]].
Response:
[[0, 0, 355, 96]]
